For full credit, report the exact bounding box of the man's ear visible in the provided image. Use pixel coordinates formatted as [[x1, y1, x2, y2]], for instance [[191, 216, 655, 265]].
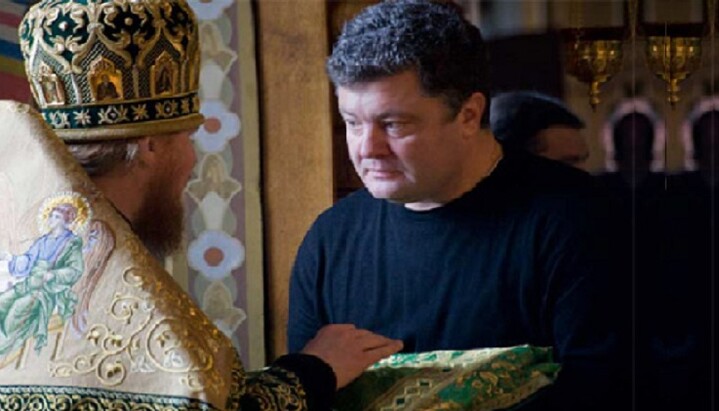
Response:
[[459, 92, 486, 135], [134, 136, 161, 167]]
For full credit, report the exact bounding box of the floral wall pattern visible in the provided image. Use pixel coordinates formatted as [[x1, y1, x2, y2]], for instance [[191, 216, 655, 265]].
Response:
[[183, 0, 265, 369]]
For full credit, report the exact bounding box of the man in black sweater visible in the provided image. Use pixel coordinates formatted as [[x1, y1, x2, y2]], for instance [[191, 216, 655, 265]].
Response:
[[288, 1, 631, 409]]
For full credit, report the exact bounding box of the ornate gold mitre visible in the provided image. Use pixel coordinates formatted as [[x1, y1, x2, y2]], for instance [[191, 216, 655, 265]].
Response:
[[19, 0, 203, 141]]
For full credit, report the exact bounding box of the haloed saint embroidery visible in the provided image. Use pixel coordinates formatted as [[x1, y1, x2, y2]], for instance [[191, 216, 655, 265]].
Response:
[[0, 192, 114, 361]]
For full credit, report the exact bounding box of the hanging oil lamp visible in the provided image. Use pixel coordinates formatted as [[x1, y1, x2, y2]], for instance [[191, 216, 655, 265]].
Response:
[[561, 1, 627, 110], [642, 0, 707, 106], [564, 31, 624, 110]]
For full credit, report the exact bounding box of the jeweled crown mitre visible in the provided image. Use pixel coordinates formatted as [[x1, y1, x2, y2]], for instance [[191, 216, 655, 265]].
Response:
[[19, 0, 203, 141]]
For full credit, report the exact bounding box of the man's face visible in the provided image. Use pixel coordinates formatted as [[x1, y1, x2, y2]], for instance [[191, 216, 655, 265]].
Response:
[[166, 130, 197, 200], [134, 130, 196, 259], [338, 71, 476, 207], [534, 126, 589, 169]]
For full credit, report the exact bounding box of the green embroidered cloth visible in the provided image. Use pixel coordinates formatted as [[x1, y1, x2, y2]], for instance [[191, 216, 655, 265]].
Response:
[[334, 345, 560, 411]]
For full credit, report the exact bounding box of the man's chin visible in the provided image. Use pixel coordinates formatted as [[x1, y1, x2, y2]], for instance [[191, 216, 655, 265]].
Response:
[[366, 185, 414, 204]]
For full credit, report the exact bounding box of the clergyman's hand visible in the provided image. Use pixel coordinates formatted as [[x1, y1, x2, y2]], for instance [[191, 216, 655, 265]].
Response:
[[301, 324, 403, 389]]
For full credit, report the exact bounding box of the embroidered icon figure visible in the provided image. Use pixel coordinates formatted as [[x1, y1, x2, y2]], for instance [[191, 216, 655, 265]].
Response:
[[156, 66, 173, 95], [88, 57, 124, 103], [37, 64, 65, 106], [151, 52, 177, 96], [0, 193, 90, 356], [41, 80, 60, 104], [96, 74, 119, 101]]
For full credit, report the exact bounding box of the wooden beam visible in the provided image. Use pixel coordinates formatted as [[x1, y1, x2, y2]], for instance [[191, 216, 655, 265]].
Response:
[[256, 0, 334, 361]]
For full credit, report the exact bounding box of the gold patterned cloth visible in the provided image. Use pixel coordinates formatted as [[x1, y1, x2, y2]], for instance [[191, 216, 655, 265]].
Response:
[[19, 0, 204, 141], [0, 100, 312, 410], [334, 345, 560, 411]]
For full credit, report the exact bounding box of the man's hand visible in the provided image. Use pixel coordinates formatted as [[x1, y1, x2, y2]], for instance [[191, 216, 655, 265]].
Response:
[[301, 324, 403, 389]]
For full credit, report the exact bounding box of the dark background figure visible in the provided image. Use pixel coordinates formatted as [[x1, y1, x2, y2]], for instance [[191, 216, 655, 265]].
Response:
[[689, 109, 719, 189], [598, 111, 665, 193], [597, 107, 712, 410], [648, 108, 717, 410], [491, 91, 589, 168]]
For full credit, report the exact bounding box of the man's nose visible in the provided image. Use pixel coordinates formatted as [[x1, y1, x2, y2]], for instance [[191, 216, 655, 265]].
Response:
[[359, 124, 390, 158]]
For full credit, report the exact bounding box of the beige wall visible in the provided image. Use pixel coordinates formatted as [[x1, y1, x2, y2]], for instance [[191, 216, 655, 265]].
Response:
[[257, 0, 335, 360]]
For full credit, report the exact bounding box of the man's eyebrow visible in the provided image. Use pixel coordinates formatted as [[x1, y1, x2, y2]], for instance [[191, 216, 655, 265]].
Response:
[[339, 108, 356, 117], [376, 111, 417, 121], [338, 110, 419, 121]]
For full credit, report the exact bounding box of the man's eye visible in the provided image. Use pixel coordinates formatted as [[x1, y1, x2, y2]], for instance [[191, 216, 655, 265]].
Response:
[[385, 122, 406, 133]]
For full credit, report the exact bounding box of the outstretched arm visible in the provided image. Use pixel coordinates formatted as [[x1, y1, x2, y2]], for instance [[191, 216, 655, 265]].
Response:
[[241, 324, 402, 411], [7, 238, 42, 277], [300, 324, 404, 389]]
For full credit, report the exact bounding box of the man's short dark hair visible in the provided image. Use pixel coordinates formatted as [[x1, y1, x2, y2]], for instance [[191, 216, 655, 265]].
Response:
[[490, 91, 585, 151], [326, 0, 490, 120]]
